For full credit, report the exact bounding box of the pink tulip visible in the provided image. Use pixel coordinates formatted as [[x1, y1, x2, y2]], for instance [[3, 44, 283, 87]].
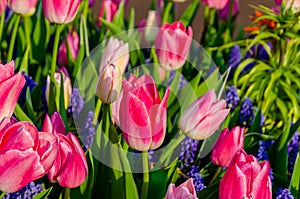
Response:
[[218, 0, 239, 20], [275, 0, 282, 5], [42, 112, 88, 188], [179, 90, 229, 140], [8, 0, 37, 15], [155, 21, 193, 70], [0, 0, 7, 15], [113, 74, 170, 151], [0, 120, 57, 193], [165, 178, 198, 199], [42, 0, 80, 24], [0, 61, 26, 122], [210, 126, 244, 167], [57, 30, 79, 66], [219, 149, 272, 199], [202, 0, 228, 10], [98, 0, 118, 26]]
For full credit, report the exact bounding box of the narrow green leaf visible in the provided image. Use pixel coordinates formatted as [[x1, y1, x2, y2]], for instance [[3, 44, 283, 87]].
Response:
[[14, 103, 33, 124], [33, 187, 53, 199], [289, 152, 300, 199], [179, 0, 199, 27]]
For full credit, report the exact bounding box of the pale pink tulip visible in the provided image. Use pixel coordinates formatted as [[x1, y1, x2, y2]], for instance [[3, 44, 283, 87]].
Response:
[[0, 0, 7, 15], [42, 0, 80, 24], [179, 90, 229, 140], [139, 10, 161, 44], [98, 0, 118, 26], [155, 21, 193, 70], [57, 30, 79, 66], [219, 149, 272, 199], [165, 178, 198, 199], [210, 126, 244, 167], [113, 74, 170, 151], [8, 0, 37, 15]]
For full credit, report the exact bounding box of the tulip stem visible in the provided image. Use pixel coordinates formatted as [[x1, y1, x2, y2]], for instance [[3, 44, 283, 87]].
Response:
[[209, 167, 222, 186], [93, 99, 102, 125], [7, 14, 20, 61], [141, 151, 149, 199], [63, 188, 70, 199], [0, 11, 5, 53]]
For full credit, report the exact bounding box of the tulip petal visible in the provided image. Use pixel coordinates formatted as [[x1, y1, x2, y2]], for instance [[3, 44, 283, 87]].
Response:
[[251, 161, 272, 199], [51, 112, 66, 135], [38, 132, 58, 172], [41, 114, 53, 133]]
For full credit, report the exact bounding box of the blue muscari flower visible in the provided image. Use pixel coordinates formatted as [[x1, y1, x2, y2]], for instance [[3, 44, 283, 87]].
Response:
[[239, 97, 253, 125], [228, 45, 241, 69], [276, 188, 294, 199], [186, 165, 206, 193], [179, 138, 199, 169], [82, 111, 96, 149], [18, 72, 37, 103], [70, 88, 84, 118], [226, 85, 239, 111], [288, 130, 299, 173], [3, 181, 43, 199]]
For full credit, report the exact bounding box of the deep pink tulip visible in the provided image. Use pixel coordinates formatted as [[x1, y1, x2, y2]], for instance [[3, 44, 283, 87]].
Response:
[[179, 90, 229, 140], [113, 74, 170, 151], [275, 0, 282, 5], [210, 126, 244, 167], [0, 61, 26, 122], [42, 112, 88, 188], [8, 0, 37, 15], [218, 0, 239, 19], [0, 120, 57, 193], [57, 30, 79, 66], [0, 0, 7, 15], [42, 0, 81, 24], [88, 0, 95, 7], [165, 178, 198, 199], [155, 21, 193, 71], [219, 149, 272, 199], [98, 0, 118, 26]]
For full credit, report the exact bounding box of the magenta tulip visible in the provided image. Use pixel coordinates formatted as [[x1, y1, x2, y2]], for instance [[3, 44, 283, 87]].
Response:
[[88, 0, 95, 7], [0, 120, 57, 193], [210, 126, 245, 167], [57, 30, 79, 66], [113, 74, 170, 151], [0, 0, 7, 15], [42, 0, 81, 24], [219, 149, 272, 199], [179, 90, 229, 140], [165, 178, 198, 199], [0, 61, 26, 122], [8, 0, 38, 15], [218, 0, 239, 19], [42, 112, 88, 188], [155, 21, 193, 71], [98, 0, 118, 26]]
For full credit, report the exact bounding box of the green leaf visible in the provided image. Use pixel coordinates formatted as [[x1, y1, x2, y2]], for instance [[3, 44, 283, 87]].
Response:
[[250, 109, 262, 133], [14, 103, 33, 124], [25, 87, 37, 122], [112, 0, 125, 28], [33, 187, 53, 199], [128, 8, 135, 30], [0, 192, 5, 199], [19, 45, 30, 73], [179, 0, 199, 27], [162, 2, 174, 24], [148, 169, 168, 199], [197, 181, 219, 198], [289, 152, 300, 199], [247, 32, 280, 51]]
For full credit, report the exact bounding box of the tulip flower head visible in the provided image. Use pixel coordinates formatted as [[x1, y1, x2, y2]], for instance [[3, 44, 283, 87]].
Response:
[[42, 0, 81, 24], [8, 0, 38, 15], [57, 30, 79, 66], [98, 0, 118, 26], [179, 89, 230, 140], [155, 21, 193, 71], [112, 74, 170, 151], [0, 0, 7, 15], [210, 126, 245, 167], [219, 149, 272, 199], [165, 178, 198, 199]]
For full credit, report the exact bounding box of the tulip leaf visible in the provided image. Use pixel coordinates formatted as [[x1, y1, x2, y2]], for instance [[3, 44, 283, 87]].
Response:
[[19, 45, 30, 73], [289, 152, 300, 199], [162, 2, 174, 24], [25, 87, 37, 123], [250, 109, 262, 133], [14, 103, 33, 124], [128, 8, 135, 30], [166, 159, 180, 184], [33, 187, 53, 199], [180, 0, 199, 27], [197, 181, 219, 199], [148, 169, 168, 199], [112, 0, 125, 28], [0, 192, 4, 198]]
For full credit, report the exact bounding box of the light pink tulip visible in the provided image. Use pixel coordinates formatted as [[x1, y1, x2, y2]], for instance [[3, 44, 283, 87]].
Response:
[[98, 0, 118, 26], [0, 0, 7, 15], [210, 126, 244, 167], [57, 30, 79, 66], [155, 21, 193, 71], [179, 90, 229, 140], [0, 120, 57, 193], [42, 112, 88, 188], [42, 0, 80, 24], [0, 61, 26, 122], [113, 74, 170, 151], [8, 0, 37, 15], [218, 0, 239, 20], [219, 149, 272, 199], [139, 10, 161, 44], [202, 0, 228, 10], [165, 178, 198, 199]]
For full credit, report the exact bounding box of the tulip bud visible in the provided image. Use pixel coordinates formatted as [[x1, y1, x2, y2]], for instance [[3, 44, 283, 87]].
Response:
[[96, 63, 122, 104], [142, 10, 161, 44], [210, 126, 245, 167], [155, 21, 193, 71], [179, 90, 230, 140], [218, 0, 239, 20], [0, 0, 7, 15], [57, 30, 79, 66], [8, 0, 38, 15], [99, 38, 129, 74], [219, 149, 272, 199], [88, 0, 95, 7], [165, 178, 198, 199], [42, 0, 81, 24], [98, 0, 118, 26]]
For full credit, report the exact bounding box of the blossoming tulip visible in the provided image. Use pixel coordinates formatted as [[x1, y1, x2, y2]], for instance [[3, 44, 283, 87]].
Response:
[[165, 178, 198, 199], [99, 38, 129, 74], [179, 90, 229, 140], [113, 74, 170, 151], [57, 30, 79, 66], [210, 126, 245, 167], [42, 112, 88, 188], [218, 0, 239, 19], [0, 61, 25, 122], [96, 63, 122, 104], [42, 0, 81, 24], [0, 120, 57, 193], [98, 0, 118, 26], [155, 21, 193, 70], [8, 0, 38, 15], [219, 149, 272, 199], [0, 0, 7, 15]]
